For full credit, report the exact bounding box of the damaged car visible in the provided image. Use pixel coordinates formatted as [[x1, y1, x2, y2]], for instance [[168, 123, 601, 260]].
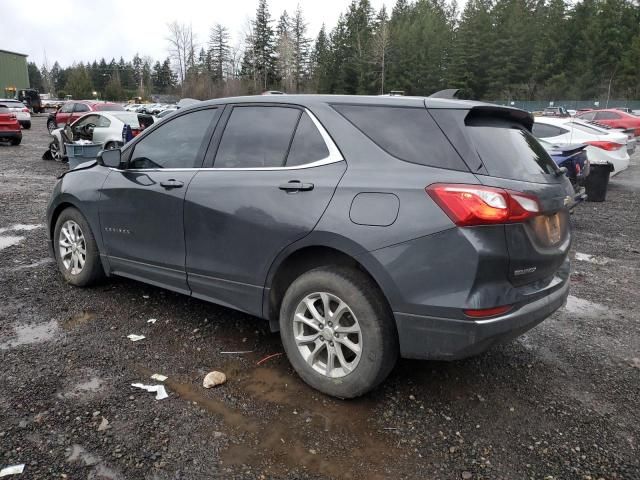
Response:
[[46, 111, 153, 161]]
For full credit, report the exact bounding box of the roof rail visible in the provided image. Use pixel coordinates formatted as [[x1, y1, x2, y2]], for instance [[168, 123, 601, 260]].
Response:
[[428, 89, 460, 99]]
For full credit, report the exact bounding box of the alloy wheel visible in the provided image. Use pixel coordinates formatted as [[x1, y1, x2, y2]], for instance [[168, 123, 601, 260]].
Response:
[[59, 220, 87, 275], [293, 292, 363, 378]]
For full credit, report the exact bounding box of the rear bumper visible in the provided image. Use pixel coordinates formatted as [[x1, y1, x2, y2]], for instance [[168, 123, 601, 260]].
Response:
[[394, 275, 569, 360], [0, 130, 22, 139]]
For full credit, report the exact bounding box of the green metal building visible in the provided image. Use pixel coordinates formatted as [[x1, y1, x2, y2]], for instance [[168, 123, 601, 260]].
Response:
[[0, 49, 29, 97]]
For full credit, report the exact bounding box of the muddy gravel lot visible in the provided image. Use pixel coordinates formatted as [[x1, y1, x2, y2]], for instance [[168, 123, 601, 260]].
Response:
[[1, 116, 639, 479]]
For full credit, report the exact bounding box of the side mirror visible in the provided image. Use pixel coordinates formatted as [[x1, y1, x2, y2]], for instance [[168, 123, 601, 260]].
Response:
[[97, 148, 122, 168]]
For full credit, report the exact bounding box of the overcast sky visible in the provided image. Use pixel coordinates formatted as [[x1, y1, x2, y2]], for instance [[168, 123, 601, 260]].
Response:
[[4, 0, 397, 68]]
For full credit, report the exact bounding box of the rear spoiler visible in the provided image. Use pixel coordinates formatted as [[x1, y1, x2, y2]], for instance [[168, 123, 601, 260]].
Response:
[[465, 105, 534, 131], [429, 89, 460, 99]]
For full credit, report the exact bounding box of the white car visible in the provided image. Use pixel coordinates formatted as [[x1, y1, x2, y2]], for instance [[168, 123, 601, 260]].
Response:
[[0, 99, 32, 129], [124, 103, 141, 112], [48, 111, 152, 161], [532, 117, 630, 176]]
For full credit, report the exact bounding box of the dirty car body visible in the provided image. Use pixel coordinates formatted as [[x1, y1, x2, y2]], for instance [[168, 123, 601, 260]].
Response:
[[46, 95, 573, 397]]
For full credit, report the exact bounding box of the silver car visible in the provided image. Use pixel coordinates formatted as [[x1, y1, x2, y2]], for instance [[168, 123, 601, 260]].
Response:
[[0, 99, 31, 129], [48, 111, 151, 161]]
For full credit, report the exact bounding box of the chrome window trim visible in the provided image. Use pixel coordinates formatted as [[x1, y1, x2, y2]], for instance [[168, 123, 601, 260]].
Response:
[[110, 107, 344, 173]]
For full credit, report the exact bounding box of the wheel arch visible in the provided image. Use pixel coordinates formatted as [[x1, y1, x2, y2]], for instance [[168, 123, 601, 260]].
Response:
[[263, 234, 399, 332]]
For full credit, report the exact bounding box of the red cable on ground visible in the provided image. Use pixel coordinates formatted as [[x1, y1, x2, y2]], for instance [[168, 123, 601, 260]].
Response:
[[256, 352, 283, 366]]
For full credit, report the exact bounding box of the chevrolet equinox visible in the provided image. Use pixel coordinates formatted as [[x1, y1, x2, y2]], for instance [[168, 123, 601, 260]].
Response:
[[47, 95, 572, 398]]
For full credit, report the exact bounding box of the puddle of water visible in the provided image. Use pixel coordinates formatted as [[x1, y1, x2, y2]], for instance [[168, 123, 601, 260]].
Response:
[[64, 310, 97, 330], [575, 252, 609, 265], [137, 364, 403, 478], [0, 320, 59, 350], [57, 377, 105, 400], [67, 445, 122, 480], [564, 295, 609, 317], [0, 235, 25, 251], [0, 223, 43, 235]]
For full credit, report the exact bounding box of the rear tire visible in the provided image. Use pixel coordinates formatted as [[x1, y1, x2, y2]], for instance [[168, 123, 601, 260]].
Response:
[[54, 207, 105, 287], [22, 121, 31, 130], [279, 266, 398, 398], [11, 137, 21, 145], [47, 119, 56, 133]]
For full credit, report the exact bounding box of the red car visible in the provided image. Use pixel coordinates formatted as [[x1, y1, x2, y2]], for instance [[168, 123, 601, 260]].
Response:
[[46, 100, 124, 133], [576, 108, 640, 136], [0, 103, 22, 145]]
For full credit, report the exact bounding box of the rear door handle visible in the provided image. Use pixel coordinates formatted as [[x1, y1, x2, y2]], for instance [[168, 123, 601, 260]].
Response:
[[279, 181, 314, 192], [160, 179, 184, 189]]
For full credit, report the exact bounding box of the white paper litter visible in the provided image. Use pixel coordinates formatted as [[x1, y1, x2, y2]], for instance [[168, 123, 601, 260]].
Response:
[[0, 464, 25, 476], [127, 334, 146, 342], [131, 383, 168, 400], [150, 374, 167, 382], [147, 319, 157, 324]]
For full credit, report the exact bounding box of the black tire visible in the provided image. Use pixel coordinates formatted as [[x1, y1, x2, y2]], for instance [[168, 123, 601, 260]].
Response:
[[11, 137, 21, 146], [53, 207, 105, 287], [22, 121, 31, 130], [47, 119, 56, 133], [279, 266, 398, 398]]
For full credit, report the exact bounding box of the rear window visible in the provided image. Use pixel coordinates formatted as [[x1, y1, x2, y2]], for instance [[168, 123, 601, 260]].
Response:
[[569, 122, 604, 135], [332, 104, 468, 171], [466, 119, 558, 180], [112, 112, 141, 128], [95, 104, 125, 111]]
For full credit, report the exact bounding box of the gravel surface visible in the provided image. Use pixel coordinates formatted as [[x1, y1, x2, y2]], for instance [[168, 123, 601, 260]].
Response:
[[1, 116, 639, 479]]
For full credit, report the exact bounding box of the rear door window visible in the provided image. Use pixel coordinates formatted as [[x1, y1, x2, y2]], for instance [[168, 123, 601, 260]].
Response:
[[466, 118, 558, 180], [332, 104, 468, 171], [214, 106, 301, 168], [74, 103, 90, 113], [286, 112, 330, 166], [532, 123, 569, 138], [595, 111, 620, 120]]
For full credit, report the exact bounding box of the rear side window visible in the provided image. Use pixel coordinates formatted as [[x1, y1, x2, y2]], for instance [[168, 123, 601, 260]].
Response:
[[74, 103, 90, 113], [595, 111, 620, 120], [215, 106, 301, 168], [286, 113, 330, 166], [531, 123, 568, 138], [466, 119, 558, 179], [332, 104, 467, 171]]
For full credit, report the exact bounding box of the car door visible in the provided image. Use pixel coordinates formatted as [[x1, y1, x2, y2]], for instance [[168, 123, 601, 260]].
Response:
[[184, 104, 346, 316], [71, 103, 91, 123], [98, 107, 220, 294], [90, 114, 113, 144], [56, 102, 75, 127], [71, 114, 101, 141]]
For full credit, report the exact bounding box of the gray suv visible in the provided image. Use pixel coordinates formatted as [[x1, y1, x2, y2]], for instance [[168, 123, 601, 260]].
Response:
[[46, 95, 573, 398]]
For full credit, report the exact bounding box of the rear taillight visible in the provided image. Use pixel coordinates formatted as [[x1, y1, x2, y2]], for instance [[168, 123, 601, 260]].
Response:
[[131, 129, 141, 137], [426, 184, 540, 227], [22, 107, 29, 112], [464, 305, 513, 318], [585, 141, 624, 151]]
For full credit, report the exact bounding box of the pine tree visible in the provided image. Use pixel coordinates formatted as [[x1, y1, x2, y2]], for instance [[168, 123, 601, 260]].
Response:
[[311, 24, 332, 93], [252, 0, 277, 90], [209, 23, 230, 82], [276, 11, 294, 91], [291, 4, 311, 92]]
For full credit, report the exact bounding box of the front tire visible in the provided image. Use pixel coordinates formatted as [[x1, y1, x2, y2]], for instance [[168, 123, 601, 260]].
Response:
[[279, 267, 398, 398], [54, 207, 105, 287]]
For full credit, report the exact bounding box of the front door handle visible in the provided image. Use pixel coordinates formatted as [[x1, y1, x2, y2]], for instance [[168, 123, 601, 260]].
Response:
[[160, 179, 184, 189], [279, 181, 314, 192]]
